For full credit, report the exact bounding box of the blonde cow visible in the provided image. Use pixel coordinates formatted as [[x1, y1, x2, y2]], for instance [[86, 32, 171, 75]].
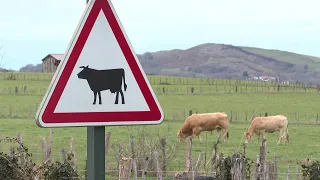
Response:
[[177, 112, 229, 143], [244, 115, 290, 145]]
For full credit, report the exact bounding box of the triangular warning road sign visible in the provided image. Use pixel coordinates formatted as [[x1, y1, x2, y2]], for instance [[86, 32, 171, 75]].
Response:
[[36, 0, 164, 127]]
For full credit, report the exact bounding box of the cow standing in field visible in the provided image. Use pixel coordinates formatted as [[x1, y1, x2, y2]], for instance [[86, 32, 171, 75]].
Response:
[[77, 65, 127, 105], [244, 115, 290, 145], [177, 112, 230, 143]]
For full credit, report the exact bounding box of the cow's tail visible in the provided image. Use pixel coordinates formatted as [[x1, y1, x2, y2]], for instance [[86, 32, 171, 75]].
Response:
[[122, 69, 127, 91]]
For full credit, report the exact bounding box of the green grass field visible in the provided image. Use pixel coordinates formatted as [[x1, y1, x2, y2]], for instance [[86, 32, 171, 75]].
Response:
[[0, 73, 319, 179]]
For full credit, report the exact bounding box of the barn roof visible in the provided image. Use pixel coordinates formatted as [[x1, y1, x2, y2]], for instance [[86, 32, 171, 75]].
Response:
[[42, 54, 64, 61]]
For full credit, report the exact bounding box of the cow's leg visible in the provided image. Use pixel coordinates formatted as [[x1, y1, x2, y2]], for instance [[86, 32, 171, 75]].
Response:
[[282, 129, 287, 145], [193, 128, 201, 142], [119, 90, 125, 104], [98, 91, 102, 105], [283, 128, 290, 145], [216, 129, 222, 144], [93, 91, 97, 105], [276, 130, 281, 145], [222, 129, 228, 143], [277, 129, 284, 145], [114, 91, 119, 104], [285, 128, 290, 145]]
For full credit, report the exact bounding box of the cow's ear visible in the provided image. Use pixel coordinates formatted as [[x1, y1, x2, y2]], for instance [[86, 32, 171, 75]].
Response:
[[86, 65, 89, 68], [79, 66, 84, 68]]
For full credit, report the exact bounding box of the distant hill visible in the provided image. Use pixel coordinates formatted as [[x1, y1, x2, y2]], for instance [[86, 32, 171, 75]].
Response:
[[16, 43, 320, 84], [137, 43, 320, 84]]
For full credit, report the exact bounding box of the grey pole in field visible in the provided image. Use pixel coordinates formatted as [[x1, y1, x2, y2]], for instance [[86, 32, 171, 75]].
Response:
[[85, 0, 105, 178]]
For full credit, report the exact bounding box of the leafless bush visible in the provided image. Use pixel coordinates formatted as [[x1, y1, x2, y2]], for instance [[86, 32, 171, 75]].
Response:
[[111, 126, 180, 177], [0, 136, 79, 180]]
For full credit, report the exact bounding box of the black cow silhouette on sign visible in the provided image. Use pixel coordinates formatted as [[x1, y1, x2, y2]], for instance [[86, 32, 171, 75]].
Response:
[[77, 65, 127, 105]]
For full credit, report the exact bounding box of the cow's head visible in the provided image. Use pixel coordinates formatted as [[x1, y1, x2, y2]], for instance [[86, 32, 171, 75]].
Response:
[[244, 131, 252, 144], [177, 129, 189, 143], [77, 65, 90, 79]]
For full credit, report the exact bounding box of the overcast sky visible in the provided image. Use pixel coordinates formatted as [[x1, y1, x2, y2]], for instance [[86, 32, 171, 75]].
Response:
[[1, 0, 320, 70]]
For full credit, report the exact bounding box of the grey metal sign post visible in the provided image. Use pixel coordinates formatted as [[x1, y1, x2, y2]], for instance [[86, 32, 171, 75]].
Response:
[[87, 126, 105, 180], [84, 0, 105, 177]]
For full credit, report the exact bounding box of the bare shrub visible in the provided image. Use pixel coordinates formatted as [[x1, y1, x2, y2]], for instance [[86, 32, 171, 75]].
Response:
[[0, 137, 79, 179]]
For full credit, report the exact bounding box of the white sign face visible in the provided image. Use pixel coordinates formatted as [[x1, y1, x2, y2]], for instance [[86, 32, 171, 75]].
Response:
[[54, 10, 150, 113], [35, 0, 163, 127]]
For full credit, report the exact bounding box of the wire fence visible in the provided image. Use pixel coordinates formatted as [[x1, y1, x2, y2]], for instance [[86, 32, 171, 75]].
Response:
[[0, 104, 319, 125], [0, 72, 318, 87], [0, 84, 319, 97], [0, 132, 311, 180]]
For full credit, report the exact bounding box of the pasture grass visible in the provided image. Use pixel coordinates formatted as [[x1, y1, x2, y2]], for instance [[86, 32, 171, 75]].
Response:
[[1, 88, 319, 123], [0, 74, 319, 179]]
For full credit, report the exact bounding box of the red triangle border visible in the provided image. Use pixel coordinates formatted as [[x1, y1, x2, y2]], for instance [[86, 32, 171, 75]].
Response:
[[41, 0, 162, 124]]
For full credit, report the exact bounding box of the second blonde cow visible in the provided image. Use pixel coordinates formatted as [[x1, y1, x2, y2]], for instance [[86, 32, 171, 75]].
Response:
[[244, 115, 290, 145]]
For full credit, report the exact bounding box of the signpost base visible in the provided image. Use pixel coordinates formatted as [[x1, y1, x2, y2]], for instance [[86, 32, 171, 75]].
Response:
[[87, 126, 105, 180]]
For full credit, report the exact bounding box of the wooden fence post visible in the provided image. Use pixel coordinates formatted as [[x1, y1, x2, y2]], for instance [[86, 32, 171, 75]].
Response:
[[211, 143, 218, 174], [129, 135, 138, 180], [251, 110, 255, 120], [294, 112, 299, 124], [61, 148, 67, 162], [296, 166, 301, 180], [235, 111, 238, 121], [186, 137, 193, 172], [142, 156, 150, 180], [260, 137, 267, 180], [105, 132, 111, 170], [254, 155, 260, 179], [194, 152, 203, 176], [273, 154, 278, 180], [154, 151, 163, 180], [17, 133, 24, 165], [231, 151, 245, 180], [41, 137, 47, 162], [287, 164, 291, 180], [117, 143, 124, 170], [160, 137, 167, 176], [119, 157, 133, 180], [254, 138, 267, 180], [70, 137, 76, 167]]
